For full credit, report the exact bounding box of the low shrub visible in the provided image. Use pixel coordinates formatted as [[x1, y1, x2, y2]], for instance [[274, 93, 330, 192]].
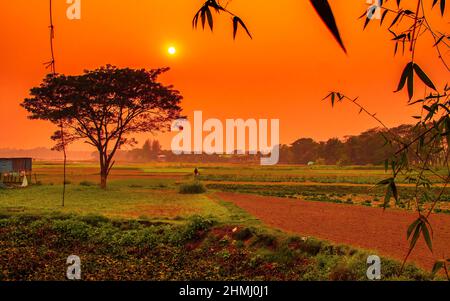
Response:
[[179, 181, 206, 194], [52, 219, 91, 241], [13, 214, 41, 225], [112, 219, 142, 230], [80, 214, 109, 226], [113, 226, 162, 248], [264, 245, 296, 265], [115, 230, 140, 246], [297, 238, 323, 256], [329, 263, 358, 281], [172, 215, 215, 244], [362, 200, 372, 207], [0, 218, 11, 227], [250, 233, 277, 249], [232, 228, 253, 241], [29, 219, 50, 232]]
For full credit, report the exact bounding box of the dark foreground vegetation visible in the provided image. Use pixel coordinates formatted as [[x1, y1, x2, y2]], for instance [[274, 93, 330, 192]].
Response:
[[0, 213, 435, 281]]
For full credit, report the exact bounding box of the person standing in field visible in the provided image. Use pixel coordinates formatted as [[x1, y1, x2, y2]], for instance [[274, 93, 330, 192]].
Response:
[[194, 168, 199, 178]]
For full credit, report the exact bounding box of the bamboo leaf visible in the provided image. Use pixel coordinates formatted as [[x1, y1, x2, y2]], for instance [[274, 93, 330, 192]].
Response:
[[206, 7, 214, 31], [376, 177, 394, 186], [380, 10, 389, 25], [395, 62, 413, 92], [409, 222, 422, 249], [407, 218, 421, 239], [421, 222, 433, 252], [432, 261, 444, 276], [233, 16, 252, 40], [383, 185, 392, 209], [407, 66, 414, 100], [413, 63, 437, 91], [390, 180, 399, 204], [201, 7, 206, 29], [309, 0, 346, 53]]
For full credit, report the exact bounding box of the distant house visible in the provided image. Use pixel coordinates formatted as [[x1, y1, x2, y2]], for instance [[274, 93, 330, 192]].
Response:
[[0, 158, 32, 185], [0, 158, 32, 174]]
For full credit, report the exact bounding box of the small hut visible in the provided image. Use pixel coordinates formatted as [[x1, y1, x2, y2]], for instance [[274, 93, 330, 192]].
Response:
[[0, 158, 32, 184]]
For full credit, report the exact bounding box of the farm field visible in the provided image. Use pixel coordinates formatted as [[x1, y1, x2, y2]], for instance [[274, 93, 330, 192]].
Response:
[[1, 162, 449, 280], [217, 192, 450, 272], [26, 162, 450, 213]]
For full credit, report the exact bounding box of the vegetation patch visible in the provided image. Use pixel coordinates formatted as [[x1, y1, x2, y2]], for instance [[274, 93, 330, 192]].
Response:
[[2, 163, 449, 281], [179, 181, 207, 194], [0, 213, 435, 281]]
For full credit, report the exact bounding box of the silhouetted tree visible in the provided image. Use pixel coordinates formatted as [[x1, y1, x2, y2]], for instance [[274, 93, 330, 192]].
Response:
[[142, 139, 153, 161], [321, 138, 344, 164], [22, 65, 183, 188], [151, 140, 162, 158], [291, 138, 320, 164], [139, 139, 162, 161]]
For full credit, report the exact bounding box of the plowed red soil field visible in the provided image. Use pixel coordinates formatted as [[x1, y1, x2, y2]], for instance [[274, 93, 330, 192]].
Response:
[[216, 192, 450, 272]]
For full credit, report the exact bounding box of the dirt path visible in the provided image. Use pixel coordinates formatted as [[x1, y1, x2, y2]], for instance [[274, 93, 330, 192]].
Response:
[[216, 192, 450, 272]]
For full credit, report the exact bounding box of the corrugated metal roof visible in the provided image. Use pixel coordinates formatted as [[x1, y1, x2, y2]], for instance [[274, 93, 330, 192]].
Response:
[[0, 158, 32, 160], [0, 158, 32, 173]]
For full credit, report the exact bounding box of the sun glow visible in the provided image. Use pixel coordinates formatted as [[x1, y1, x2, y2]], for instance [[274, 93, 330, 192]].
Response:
[[168, 46, 176, 55]]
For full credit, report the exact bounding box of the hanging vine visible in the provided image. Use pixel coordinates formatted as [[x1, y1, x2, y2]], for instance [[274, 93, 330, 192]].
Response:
[[45, 0, 67, 207]]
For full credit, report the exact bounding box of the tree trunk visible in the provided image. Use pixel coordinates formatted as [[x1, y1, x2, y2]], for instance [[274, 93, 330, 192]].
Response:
[[100, 166, 108, 189], [99, 151, 108, 189]]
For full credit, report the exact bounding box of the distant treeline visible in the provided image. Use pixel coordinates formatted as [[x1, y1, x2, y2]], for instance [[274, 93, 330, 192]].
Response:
[[279, 127, 394, 165], [281, 123, 446, 165], [112, 124, 446, 165]]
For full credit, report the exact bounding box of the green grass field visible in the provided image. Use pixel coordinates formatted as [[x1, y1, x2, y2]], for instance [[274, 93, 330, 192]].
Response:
[[2, 162, 448, 216]]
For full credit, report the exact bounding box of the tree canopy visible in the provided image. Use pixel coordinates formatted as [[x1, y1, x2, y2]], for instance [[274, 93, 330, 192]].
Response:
[[22, 65, 183, 188]]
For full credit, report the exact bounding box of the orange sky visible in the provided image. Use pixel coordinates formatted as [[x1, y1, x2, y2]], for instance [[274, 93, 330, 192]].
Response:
[[0, 0, 448, 151]]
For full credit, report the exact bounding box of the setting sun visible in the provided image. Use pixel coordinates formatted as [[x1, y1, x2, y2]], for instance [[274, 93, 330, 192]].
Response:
[[168, 46, 176, 55]]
